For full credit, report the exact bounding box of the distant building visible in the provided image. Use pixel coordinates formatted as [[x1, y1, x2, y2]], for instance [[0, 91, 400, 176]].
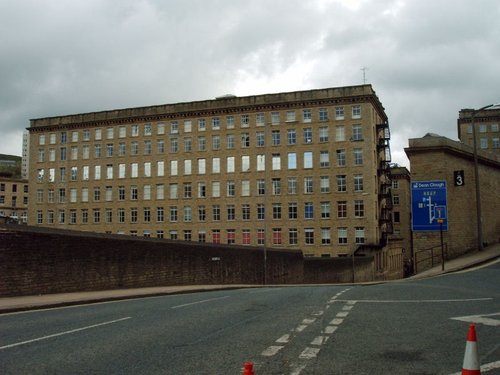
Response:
[[28, 84, 393, 257], [22, 130, 30, 179], [0, 177, 29, 223], [458, 107, 500, 154]]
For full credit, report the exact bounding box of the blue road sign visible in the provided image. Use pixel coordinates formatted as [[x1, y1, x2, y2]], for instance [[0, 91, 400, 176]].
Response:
[[411, 180, 448, 231]]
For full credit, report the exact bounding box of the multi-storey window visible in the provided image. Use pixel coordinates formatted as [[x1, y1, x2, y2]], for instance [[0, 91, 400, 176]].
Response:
[[288, 203, 298, 219], [131, 141, 139, 155], [212, 205, 220, 221], [256, 132, 265, 147], [319, 127, 329, 142], [321, 201, 331, 219], [242, 204, 250, 220], [227, 156, 235, 173], [288, 152, 297, 169], [336, 149, 346, 166], [355, 227, 365, 244], [227, 205, 236, 220], [337, 175, 347, 192], [118, 208, 125, 223], [156, 184, 165, 200], [272, 154, 281, 170], [241, 114, 249, 128], [320, 176, 330, 193], [352, 105, 361, 119], [335, 106, 344, 120], [304, 202, 313, 219], [338, 227, 348, 244], [354, 174, 364, 192], [336, 126, 345, 141], [303, 109, 312, 122], [157, 139, 165, 154], [256, 113, 265, 126], [242, 229, 251, 245], [272, 130, 280, 145], [130, 185, 138, 200], [198, 182, 206, 198], [198, 205, 206, 221], [353, 148, 363, 165], [212, 181, 220, 197], [144, 140, 152, 154], [288, 177, 297, 194], [227, 229, 236, 244], [184, 206, 192, 222], [170, 206, 178, 222], [256, 155, 265, 171], [227, 181, 236, 197], [321, 228, 331, 244], [302, 151, 313, 169], [305, 228, 314, 244], [319, 108, 328, 121], [272, 178, 281, 195], [257, 229, 265, 245], [303, 128, 313, 143], [226, 116, 234, 129], [320, 151, 329, 167], [352, 125, 363, 141], [289, 228, 298, 245], [272, 204, 282, 219], [184, 183, 192, 198], [157, 207, 164, 222], [170, 138, 178, 153], [212, 229, 220, 244], [212, 117, 220, 130], [198, 136, 206, 151], [93, 208, 100, 224], [337, 201, 347, 218], [287, 129, 297, 145], [271, 111, 280, 124], [304, 176, 313, 194], [257, 179, 265, 195], [241, 180, 250, 196], [272, 228, 282, 245], [354, 200, 364, 217], [226, 134, 235, 149], [257, 204, 265, 220]]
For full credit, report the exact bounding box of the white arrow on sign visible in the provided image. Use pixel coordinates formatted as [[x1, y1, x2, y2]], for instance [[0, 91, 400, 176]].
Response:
[[450, 312, 500, 327]]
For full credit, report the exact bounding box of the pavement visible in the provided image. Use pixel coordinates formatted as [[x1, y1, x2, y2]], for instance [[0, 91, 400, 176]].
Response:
[[1, 244, 499, 315]]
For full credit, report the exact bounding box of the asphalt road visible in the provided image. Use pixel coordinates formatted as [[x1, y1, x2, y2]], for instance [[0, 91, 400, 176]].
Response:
[[1, 261, 499, 375]]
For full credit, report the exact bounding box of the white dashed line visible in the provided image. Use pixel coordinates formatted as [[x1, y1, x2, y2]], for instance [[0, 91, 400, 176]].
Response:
[[261, 345, 284, 357], [311, 335, 329, 346], [302, 318, 316, 324], [330, 318, 344, 325], [323, 325, 338, 334], [299, 347, 321, 359], [336, 311, 349, 318], [276, 334, 290, 343], [295, 324, 307, 332]]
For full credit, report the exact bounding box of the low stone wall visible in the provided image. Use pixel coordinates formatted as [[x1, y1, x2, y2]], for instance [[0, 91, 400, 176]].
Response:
[[1, 225, 388, 297]]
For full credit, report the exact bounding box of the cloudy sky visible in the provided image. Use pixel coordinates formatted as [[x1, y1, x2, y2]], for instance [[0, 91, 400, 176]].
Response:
[[1, 0, 499, 166]]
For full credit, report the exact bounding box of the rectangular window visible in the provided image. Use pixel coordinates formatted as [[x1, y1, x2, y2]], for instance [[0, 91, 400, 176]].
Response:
[[227, 156, 235, 173], [241, 133, 250, 148], [321, 228, 331, 245], [338, 227, 348, 244], [242, 229, 251, 245], [198, 136, 206, 151], [257, 179, 265, 196], [241, 155, 250, 172], [131, 163, 138, 178], [336, 126, 345, 141], [212, 117, 220, 130], [320, 176, 330, 193], [242, 204, 250, 220], [304, 176, 313, 194], [184, 183, 192, 198], [257, 229, 265, 245], [156, 184, 165, 200], [289, 229, 298, 245], [184, 206, 192, 222], [184, 120, 192, 133], [212, 205, 221, 221], [288, 203, 298, 219], [184, 160, 192, 175], [272, 154, 281, 170], [288, 153, 297, 169], [355, 227, 365, 244], [287, 129, 297, 145], [352, 125, 363, 141], [257, 204, 265, 220], [256, 155, 265, 171], [212, 230, 220, 244], [241, 114, 249, 128], [198, 158, 206, 174], [337, 175, 347, 192], [303, 151, 313, 168], [320, 151, 329, 167], [212, 158, 220, 173], [355, 200, 364, 217], [303, 128, 313, 143], [319, 108, 328, 121], [352, 105, 361, 119], [304, 202, 313, 219], [227, 181, 236, 197], [272, 228, 282, 245], [170, 160, 178, 176], [212, 181, 220, 197], [226, 116, 234, 129], [227, 205, 236, 221], [305, 228, 314, 244], [288, 177, 297, 194], [198, 182, 206, 198], [212, 135, 221, 150], [241, 180, 250, 196], [319, 126, 329, 142], [170, 206, 178, 222], [321, 201, 331, 219], [226, 134, 235, 149], [272, 204, 282, 219], [271, 112, 280, 124], [256, 113, 265, 126], [256, 132, 265, 147], [337, 201, 347, 218], [354, 148, 363, 165], [272, 130, 280, 145], [336, 149, 346, 166], [354, 174, 364, 192], [303, 109, 312, 122], [198, 205, 206, 221], [226, 229, 236, 244], [336, 106, 344, 120], [272, 178, 281, 195]]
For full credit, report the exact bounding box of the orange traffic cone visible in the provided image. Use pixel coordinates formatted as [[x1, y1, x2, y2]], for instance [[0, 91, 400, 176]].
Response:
[[461, 324, 481, 375], [242, 362, 255, 375]]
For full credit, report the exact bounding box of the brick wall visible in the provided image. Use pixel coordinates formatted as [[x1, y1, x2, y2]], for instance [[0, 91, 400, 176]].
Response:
[[1, 225, 382, 297]]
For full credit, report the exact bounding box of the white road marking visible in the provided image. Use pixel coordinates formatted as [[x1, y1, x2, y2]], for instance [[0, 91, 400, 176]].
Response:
[[290, 364, 307, 375], [336, 311, 349, 318], [302, 318, 316, 324], [171, 295, 230, 309], [330, 318, 344, 325], [276, 334, 290, 343], [299, 347, 321, 359], [295, 324, 307, 332], [450, 312, 500, 327], [448, 360, 500, 374], [249, 288, 282, 294], [342, 305, 354, 311], [312, 310, 324, 316], [334, 298, 492, 303], [311, 335, 329, 345], [0, 317, 131, 350], [323, 326, 338, 334], [261, 345, 284, 357]]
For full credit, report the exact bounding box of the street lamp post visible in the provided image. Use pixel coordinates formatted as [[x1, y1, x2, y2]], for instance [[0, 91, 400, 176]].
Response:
[[471, 103, 498, 251]]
